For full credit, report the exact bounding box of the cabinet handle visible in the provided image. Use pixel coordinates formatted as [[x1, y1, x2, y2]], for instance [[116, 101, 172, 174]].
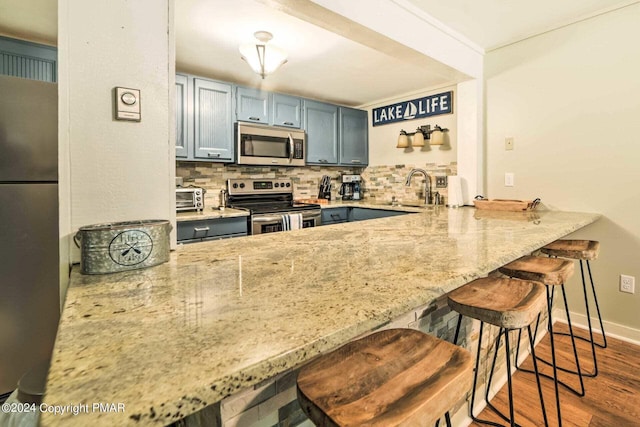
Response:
[[249, 117, 261, 121], [193, 227, 210, 232], [350, 160, 362, 164], [330, 214, 341, 220], [319, 159, 328, 163], [208, 153, 221, 158], [283, 121, 294, 126]]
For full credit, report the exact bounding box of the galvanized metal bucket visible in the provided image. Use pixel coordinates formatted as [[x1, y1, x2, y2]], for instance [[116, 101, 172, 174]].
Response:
[[74, 220, 172, 274]]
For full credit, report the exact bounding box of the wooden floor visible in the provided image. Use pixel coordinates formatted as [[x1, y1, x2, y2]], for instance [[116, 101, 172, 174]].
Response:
[[470, 323, 640, 427]]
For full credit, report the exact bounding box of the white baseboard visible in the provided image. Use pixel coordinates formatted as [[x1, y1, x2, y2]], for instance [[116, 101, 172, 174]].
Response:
[[553, 309, 640, 346]]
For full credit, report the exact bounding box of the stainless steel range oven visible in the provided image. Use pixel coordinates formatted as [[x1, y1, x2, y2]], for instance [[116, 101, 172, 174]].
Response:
[[227, 178, 321, 235]]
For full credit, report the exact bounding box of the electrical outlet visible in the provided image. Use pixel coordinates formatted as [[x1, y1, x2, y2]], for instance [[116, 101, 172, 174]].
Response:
[[505, 173, 514, 187], [435, 176, 448, 188], [620, 275, 635, 294], [505, 137, 514, 150]]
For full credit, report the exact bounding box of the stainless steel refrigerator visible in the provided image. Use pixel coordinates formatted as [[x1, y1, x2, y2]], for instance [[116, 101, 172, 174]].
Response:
[[0, 75, 59, 396]]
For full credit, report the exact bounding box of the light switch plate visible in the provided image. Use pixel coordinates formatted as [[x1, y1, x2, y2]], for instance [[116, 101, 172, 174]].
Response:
[[114, 87, 141, 121]]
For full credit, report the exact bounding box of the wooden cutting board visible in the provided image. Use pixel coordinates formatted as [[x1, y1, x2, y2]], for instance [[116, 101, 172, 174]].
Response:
[[473, 198, 540, 211]]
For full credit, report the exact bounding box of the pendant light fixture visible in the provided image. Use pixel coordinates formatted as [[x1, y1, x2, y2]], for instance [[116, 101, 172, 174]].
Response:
[[239, 31, 288, 79]]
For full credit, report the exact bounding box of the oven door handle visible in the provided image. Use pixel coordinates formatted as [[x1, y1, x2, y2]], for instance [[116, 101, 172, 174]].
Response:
[[252, 215, 285, 223], [288, 133, 294, 163]]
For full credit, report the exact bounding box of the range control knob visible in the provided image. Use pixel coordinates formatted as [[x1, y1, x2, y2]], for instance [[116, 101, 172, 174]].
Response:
[[239, 183, 245, 188], [286, 182, 291, 187], [275, 183, 280, 188]]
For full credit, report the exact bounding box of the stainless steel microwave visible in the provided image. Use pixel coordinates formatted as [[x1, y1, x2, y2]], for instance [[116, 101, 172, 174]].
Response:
[[236, 123, 305, 166]]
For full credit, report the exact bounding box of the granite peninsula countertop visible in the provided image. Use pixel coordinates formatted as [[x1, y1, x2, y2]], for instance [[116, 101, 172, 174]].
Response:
[[42, 206, 600, 426]]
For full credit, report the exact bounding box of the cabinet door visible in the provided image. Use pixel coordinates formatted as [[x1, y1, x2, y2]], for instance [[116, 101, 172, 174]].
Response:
[[339, 107, 368, 166], [237, 86, 269, 124], [304, 100, 338, 165], [177, 217, 248, 242], [194, 78, 233, 161], [271, 94, 301, 128], [0, 37, 57, 82], [175, 74, 189, 158], [349, 208, 408, 222], [321, 207, 350, 225]]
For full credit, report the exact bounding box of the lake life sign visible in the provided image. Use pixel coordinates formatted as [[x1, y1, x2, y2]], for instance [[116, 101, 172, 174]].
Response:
[[372, 91, 452, 126]]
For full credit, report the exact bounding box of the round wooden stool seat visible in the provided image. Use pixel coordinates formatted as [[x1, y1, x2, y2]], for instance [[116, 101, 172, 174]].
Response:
[[541, 239, 600, 261], [499, 255, 574, 286], [296, 328, 473, 427], [448, 277, 546, 330]]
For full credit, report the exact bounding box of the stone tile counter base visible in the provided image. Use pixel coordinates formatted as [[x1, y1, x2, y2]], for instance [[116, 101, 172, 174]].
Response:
[[42, 207, 599, 426]]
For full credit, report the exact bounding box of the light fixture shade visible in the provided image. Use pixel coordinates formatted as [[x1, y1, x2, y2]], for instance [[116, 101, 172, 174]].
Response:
[[239, 31, 288, 79], [430, 130, 444, 145], [412, 129, 425, 147], [397, 130, 409, 148]]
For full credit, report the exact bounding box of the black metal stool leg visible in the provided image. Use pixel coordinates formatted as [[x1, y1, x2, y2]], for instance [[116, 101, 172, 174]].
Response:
[[518, 283, 586, 397], [550, 260, 599, 377], [527, 324, 549, 427], [546, 287, 563, 427], [445, 411, 452, 427], [483, 329, 522, 426], [468, 322, 504, 426], [453, 313, 463, 345], [586, 260, 607, 348]]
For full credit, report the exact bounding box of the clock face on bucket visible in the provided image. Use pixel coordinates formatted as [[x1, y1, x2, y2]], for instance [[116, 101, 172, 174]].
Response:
[[109, 230, 153, 266]]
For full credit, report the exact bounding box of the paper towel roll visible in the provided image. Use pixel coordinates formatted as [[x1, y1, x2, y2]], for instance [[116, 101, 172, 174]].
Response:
[[447, 176, 464, 207]]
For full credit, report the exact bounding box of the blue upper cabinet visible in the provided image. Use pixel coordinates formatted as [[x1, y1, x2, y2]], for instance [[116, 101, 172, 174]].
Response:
[[194, 78, 234, 161], [0, 36, 57, 82], [175, 74, 189, 158], [236, 86, 269, 124], [271, 93, 301, 128], [339, 107, 368, 166], [304, 100, 339, 165]]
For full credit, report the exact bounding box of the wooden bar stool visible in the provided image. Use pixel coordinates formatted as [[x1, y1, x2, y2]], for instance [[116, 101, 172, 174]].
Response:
[[448, 277, 549, 427], [541, 239, 607, 377], [296, 328, 473, 427], [500, 255, 583, 426]]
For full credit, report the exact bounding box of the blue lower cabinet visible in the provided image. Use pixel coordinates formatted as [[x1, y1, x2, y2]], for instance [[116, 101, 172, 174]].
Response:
[[349, 208, 407, 222], [177, 217, 248, 243], [321, 207, 349, 225], [321, 207, 408, 225]]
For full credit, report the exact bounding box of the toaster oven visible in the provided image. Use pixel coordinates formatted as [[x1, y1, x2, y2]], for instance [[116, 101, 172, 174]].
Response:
[[176, 187, 205, 212]]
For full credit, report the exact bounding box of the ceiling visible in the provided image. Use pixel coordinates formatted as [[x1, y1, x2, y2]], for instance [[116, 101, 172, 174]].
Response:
[[405, 0, 639, 51], [1, 0, 637, 106]]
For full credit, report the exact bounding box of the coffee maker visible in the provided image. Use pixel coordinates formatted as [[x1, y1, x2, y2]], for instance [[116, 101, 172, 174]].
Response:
[[339, 174, 362, 200]]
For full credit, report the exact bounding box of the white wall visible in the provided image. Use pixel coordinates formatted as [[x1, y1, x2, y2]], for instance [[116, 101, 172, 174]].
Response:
[[58, 0, 175, 282], [485, 3, 640, 334], [362, 86, 457, 167]]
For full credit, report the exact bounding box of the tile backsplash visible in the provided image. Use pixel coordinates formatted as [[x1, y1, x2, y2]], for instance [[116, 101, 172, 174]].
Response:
[[176, 162, 457, 208]]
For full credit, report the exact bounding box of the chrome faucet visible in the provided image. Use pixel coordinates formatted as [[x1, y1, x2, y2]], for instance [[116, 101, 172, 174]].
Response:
[[405, 168, 432, 205]]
